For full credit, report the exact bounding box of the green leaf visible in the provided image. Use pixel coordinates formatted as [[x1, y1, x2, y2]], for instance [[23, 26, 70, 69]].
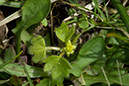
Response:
[[72, 33, 81, 44], [36, 78, 50, 86], [20, 0, 51, 30], [83, 72, 129, 86], [59, 57, 72, 77], [55, 22, 69, 42], [0, 51, 22, 70], [12, 0, 51, 54], [66, 25, 75, 42], [51, 74, 64, 85], [105, 38, 129, 71], [44, 33, 51, 47], [2, 1, 24, 8], [29, 35, 46, 63], [41, 18, 48, 27], [78, 20, 89, 29], [0, 72, 10, 80], [55, 22, 75, 42], [4, 46, 16, 63], [0, 60, 49, 78], [59, 57, 71, 70], [70, 36, 104, 77], [44, 56, 59, 72], [43, 55, 71, 79], [85, 57, 107, 75], [0, 0, 7, 5], [21, 28, 34, 47], [0, 79, 9, 84], [52, 64, 61, 79], [9, 76, 21, 86]]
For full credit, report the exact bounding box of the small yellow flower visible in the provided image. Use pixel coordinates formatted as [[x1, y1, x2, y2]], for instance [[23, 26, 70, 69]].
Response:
[[65, 40, 76, 56]]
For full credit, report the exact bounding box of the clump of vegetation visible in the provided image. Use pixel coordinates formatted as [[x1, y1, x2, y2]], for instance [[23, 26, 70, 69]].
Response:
[[0, 0, 129, 86]]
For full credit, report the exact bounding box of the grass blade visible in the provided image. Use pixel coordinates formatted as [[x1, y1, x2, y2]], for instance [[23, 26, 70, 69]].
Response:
[[93, 0, 106, 22], [23, 63, 34, 86], [111, 0, 129, 32], [0, 0, 7, 5], [0, 51, 23, 69]]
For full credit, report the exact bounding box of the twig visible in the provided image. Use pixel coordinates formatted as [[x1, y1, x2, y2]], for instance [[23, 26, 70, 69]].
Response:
[[50, 11, 54, 46], [102, 0, 110, 12], [46, 46, 60, 51], [123, 0, 128, 7], [116, 60, 123, 86], [101, 67, 110, 86]]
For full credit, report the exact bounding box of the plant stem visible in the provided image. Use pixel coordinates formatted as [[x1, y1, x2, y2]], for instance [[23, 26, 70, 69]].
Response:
[[116, 60, 123, 86], [59, 52, 65, 57], [46, 47, 61, 51], [101, 67, 110, 86]]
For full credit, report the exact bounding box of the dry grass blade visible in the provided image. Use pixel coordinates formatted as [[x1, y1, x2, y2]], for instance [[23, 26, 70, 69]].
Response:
[[0, 10, 22, 27]]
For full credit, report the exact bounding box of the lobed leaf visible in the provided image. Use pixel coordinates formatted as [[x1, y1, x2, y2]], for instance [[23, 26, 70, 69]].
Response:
[[51, 64, 61, 79], [43, 55, 71, 79], [29, 35, 46, 63], [43, 56, 59, 72]]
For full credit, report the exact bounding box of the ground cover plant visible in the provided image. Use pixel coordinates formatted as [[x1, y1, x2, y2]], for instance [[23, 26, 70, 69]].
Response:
[[0, 0, 129, 86]]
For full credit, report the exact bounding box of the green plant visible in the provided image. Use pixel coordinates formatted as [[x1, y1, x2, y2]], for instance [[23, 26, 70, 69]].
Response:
[[0, 0, 129, 86]]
